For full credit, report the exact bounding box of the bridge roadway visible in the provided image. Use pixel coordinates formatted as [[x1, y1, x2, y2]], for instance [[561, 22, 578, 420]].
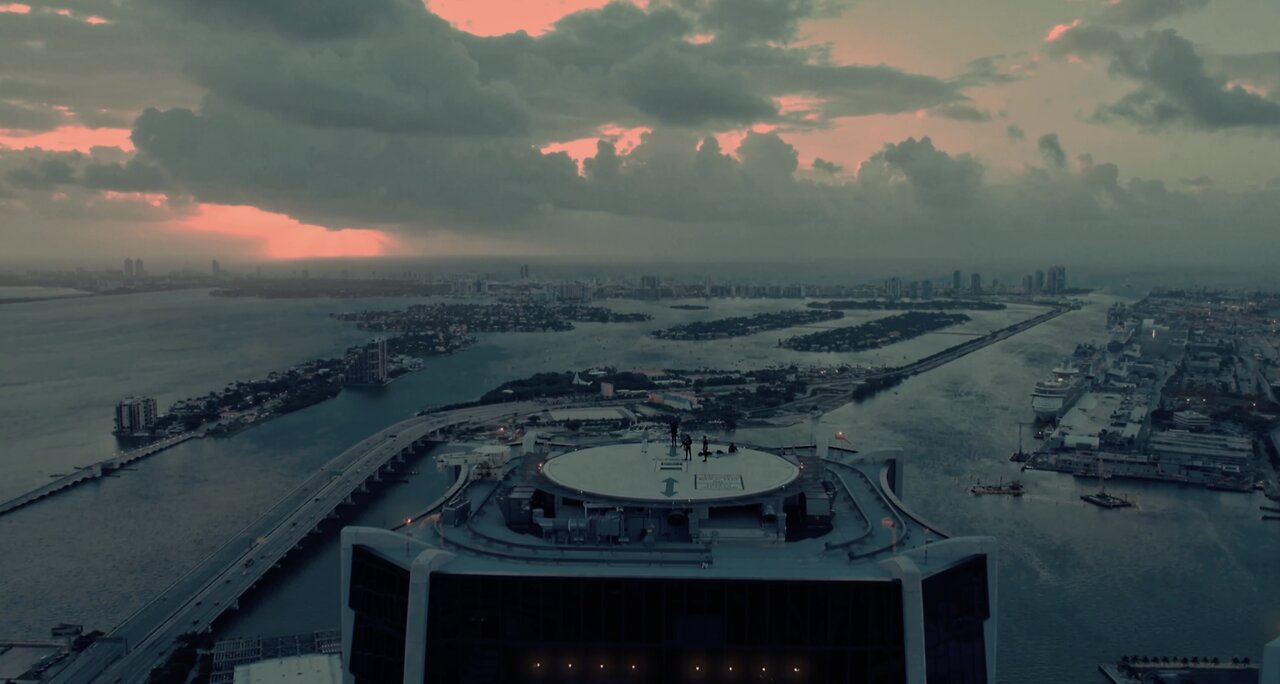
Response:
[[0, 433, 199, 518], [51, 402, 538, 684]]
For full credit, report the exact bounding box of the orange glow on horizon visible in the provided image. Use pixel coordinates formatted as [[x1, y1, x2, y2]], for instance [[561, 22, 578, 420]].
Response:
[[180, 204, 397, 260], [424, 0, 643, 37], [0, 3, 31, 13], [0, 126, 133, 152]]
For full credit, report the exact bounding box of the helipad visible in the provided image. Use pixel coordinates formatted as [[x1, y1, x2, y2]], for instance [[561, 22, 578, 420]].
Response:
[[541, 442, 800, 502]]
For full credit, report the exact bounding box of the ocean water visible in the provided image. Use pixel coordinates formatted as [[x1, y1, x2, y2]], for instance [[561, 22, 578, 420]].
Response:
[[0, 288, 1276, 684]]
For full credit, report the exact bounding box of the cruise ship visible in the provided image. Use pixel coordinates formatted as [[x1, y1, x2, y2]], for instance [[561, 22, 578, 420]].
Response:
[[341, 434, 997, 683], [1030, 362, 1087, 422]]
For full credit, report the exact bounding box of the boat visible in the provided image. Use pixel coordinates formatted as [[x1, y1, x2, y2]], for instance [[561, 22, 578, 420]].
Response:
[[1010, 422, 1030, 462], [1080, 457, 1132, 509], [1030, 361, 1087, 421], [969, 479, 1025, 496], [1081, 491, 1132, 508]]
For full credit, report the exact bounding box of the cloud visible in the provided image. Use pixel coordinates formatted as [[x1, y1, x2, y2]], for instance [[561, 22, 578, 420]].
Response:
[[0, 98, 62, 131], [927, 102, 992, 122], [1096, 0, 1209, 27], [811, 157, 843, 174], [1006, 124, 1026, 141], [613, 45, 778, 125], [1038, 133, 1067, 169], [1047, 26, 1280, 131], [693, 0, 850, 44], [871, 136, 984, 208]]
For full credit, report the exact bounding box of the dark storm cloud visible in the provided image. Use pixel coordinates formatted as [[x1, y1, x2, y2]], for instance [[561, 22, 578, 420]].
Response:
[[927, 103, 992, 122], [812, 157, 844, 174], [0, 99, 63, 131], [691, 0, 849, 44], [1037, 133, 1067, 169], [1006, 124, 1026, 141], [181, 10, 532, 136], [871, 137, 984, 208], [613, 46, 777, 125], [0, 8, 199, 129], [1, 149, 167, 192], [1096, 0, 1209, 27], [156, 0, 964, 140], [6, 156, 76, 189], [164, 0, 402, 40], [1048, 26, 1280, 131]]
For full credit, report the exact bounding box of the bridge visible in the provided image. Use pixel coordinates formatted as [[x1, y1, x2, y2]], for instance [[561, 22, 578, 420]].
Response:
[[49, 402, 540, 684], [0, 432, 199, 518]]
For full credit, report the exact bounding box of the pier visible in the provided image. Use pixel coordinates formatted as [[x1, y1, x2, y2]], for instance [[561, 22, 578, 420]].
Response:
[[0, 432, 199, 518]]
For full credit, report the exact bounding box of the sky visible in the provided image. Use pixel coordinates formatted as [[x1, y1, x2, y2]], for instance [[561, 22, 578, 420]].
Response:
[[1, 0, 1278, 266]]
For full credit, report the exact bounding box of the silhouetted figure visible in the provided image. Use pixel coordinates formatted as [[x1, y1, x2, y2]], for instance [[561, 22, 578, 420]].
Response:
[[669, 419, 679, 445], [701, 435, 710, 461], [727, 442, 738, 454], [682, 433, 693, 460]]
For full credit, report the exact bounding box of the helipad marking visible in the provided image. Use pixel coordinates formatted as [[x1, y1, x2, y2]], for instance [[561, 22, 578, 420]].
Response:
[[695, 474, 744, 491]]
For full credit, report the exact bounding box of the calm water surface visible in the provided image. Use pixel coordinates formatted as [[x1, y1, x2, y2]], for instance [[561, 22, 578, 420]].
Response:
[[0, 289, 1275, 684]]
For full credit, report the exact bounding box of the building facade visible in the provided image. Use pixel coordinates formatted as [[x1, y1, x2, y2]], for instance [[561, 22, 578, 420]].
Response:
[[340, 441, 997, 684], [114, 396, 158, 435]]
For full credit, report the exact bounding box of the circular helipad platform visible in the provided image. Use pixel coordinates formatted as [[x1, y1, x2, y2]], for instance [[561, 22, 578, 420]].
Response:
[[541, 442, 800, 502]]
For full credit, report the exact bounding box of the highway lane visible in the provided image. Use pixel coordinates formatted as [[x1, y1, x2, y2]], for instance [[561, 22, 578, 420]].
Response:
[[54, 402, 536, 684]]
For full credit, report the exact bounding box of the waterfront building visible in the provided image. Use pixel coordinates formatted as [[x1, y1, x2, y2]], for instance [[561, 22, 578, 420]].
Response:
[[952, 269, 962, 292], [1034, 270, 1044, 293], [920, 281, 933, 299], [212, 259, 221, 279], [346, 339, 388, 386], [1046, 266, 1066, 294], [340, 439, 998, 683], [1171, 410, 1211, 431], [114, 396, 158, 435], [1148, 430, 1252, 471], [883, 277, 903, 299], [970, 273, 981, 295], [135, 258, 146, 278], [1021, 275, 1033, 294], [124, 258, 135, 278]]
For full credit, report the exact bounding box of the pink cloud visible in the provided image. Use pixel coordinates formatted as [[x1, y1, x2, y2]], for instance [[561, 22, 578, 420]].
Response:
[[541, 124, 651, 174], [0, 3, 31, 13], [713, 123, 779, 158], [179, 204, 398, 260], [424, 0, 643, 37], [0, 126, 134, 152], [1044, 19, 1080, 43], [102, 191, 167, 207], [1226, 80, 1269, 97]]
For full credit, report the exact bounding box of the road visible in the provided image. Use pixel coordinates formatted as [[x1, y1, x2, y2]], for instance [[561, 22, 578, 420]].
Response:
[[51, 403, 536, 684]]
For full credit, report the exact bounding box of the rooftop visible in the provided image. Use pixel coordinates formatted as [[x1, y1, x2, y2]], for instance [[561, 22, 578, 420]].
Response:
[[397, 435, 967, 581], [541, 442, 799, 503]]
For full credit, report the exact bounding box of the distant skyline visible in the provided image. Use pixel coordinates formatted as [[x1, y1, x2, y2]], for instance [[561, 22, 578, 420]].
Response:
[[2, 0, 1279, 263]]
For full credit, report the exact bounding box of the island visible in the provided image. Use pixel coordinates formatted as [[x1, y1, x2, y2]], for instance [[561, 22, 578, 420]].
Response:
[[651, 309, 843, 340], [808, 299, 1006, 311], [781, 311, 971, 352], [331, 302, 650, 333]]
